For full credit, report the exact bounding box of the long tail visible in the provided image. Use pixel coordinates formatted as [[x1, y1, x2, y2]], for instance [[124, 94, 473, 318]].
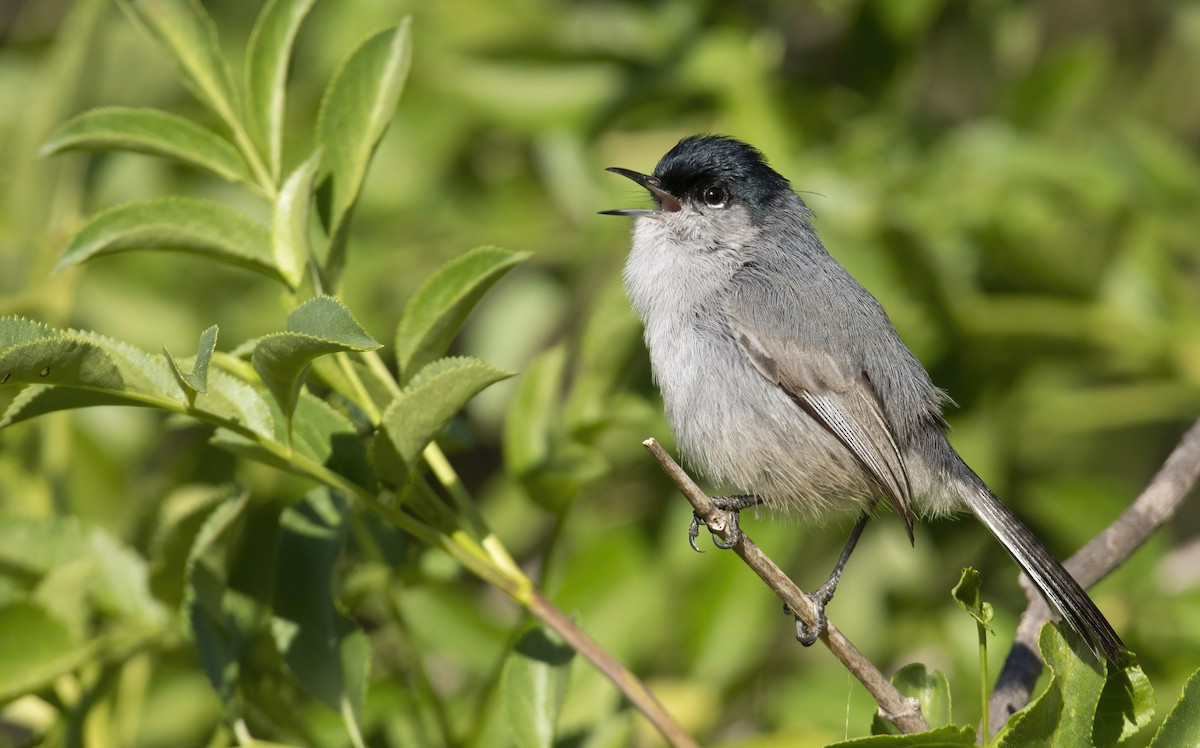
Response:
[[959, 478, 1125, 667]]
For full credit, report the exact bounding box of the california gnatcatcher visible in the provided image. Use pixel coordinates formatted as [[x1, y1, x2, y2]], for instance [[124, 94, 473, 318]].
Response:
[[602, 134, 1124, 665]]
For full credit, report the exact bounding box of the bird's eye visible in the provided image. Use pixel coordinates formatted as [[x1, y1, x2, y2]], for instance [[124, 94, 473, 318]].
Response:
[[703, 186, 727, 208]]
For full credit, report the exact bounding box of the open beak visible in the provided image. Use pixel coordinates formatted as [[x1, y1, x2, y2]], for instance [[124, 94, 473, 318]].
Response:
[[599, 167, 682, 217]]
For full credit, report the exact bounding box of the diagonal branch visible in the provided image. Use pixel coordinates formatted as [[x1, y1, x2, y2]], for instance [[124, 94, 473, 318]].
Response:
[[643, 438, 929, 734], [988, 416, 1200, 734]]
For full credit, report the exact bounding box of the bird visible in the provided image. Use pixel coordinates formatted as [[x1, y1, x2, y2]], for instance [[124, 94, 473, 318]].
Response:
[[601, 134, 1125, 665]]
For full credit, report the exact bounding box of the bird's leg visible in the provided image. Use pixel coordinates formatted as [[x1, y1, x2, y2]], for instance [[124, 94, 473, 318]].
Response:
[[688, 494, 762, 551], [791, 510, 871, 645]]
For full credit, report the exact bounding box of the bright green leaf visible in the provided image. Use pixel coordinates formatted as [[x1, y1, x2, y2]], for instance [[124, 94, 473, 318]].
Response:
[[824, 724, 976, 746], [502, 627, 573, 748], [40, 106, 253, 185], [995, 623, 1106, 747], [251, 296, 380, 426], [123, 0, 240, 128], [1094, 660, 1155, 745], [375, 356, 512, 484], [273, 151, 321, 289], [951, 567, 994, 631], [872, 664, 952, 734], [244, 0, 317, 182], [1150, 668, 1200, 747], [394, 246, 530, 380], [58, 197, 283, 284], [317, 17, 411, 283]]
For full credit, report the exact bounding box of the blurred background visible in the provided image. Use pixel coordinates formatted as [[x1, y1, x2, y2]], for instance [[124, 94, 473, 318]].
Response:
[[1, 0, 1199, 745]]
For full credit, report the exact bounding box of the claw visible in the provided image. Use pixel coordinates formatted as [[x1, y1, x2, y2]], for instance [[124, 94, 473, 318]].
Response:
[[793, 593, 829, 646], [688, 514, 704, 553]]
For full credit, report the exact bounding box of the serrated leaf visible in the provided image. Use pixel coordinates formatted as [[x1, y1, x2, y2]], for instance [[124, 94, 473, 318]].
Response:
[[824, 724, 977, 746], [951, 567, 994, 631], [317, 18, 411, 284], [252, 296, 381, 426], [502, 628, 573, 748], [995, 623, 1106, 747], [40, 106, 252, 185], [273, 151, 321, 288], [287, 295, 380, 350], [1150, 668, 1200, 747], [245, 0, 316, 183], [58, 197, 283, 284], [165, 324, 218, 396], [872, 664, 952, 734], [375, 356, 512, 484], [124, 0, 240, 128], [395, 246, 530, 380], [194, 369, 275, 438]]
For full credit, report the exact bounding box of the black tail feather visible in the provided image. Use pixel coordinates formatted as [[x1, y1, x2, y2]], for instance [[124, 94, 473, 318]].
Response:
[[962, 483, 1125, 667]]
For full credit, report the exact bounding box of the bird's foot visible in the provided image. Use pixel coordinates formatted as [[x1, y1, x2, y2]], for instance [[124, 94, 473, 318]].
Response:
[[788, 579, 839, 646], [688, 494, 762, 551]]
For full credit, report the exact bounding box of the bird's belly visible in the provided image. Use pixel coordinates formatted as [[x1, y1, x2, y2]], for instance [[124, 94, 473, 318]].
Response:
[[648, 325, 879, 520]]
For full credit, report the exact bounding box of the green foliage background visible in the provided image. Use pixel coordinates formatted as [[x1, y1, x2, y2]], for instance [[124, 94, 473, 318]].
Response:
[[1, 0, 1199, 746]]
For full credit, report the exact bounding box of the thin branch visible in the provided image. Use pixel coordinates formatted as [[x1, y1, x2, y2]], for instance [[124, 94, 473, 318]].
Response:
[[642, 438, 929, 734], [527, 589, 700, 748], [988, 416, 1200, 734]]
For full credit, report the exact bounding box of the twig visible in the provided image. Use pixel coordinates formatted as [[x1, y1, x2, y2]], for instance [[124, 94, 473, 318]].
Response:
[[988, 416, 1200, 734], [527, 588, 700, 748], [642, 438, 929, 734]]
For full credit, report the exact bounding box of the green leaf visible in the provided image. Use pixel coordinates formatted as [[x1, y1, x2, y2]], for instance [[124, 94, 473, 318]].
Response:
[[40, 106, 252, 185], [951, 567, 994, 631], [503, 345, 566, 478], [872, 664, 952, 734], [1094, 660, 1155, 745], [1151, 668, 1200, 747], [375, 356, 512, 484], [58, 197, 283, 285], [394, 246, 530, 380], [317, 18, 412, 282], [0, 321, 182, 403], [291, 393, 374, 490], [271, 490, 369, 740], [824, 724, 976, 747], [150, 484, 242, 609], [273, 151, 321, 289], [501, 627, 573, 748], [251, 296, 381, 427], [194, 369, 275, 438], [995, 623, 1106, 747], [1, 386, 139, 428], [244, 0, 317, 183], [0, 602, 95, 704], [123, 0, 239, 128], [165, 324, 218, 396]]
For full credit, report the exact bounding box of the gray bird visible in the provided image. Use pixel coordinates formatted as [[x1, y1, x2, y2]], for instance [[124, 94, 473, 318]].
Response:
[[602, 134, 1124, 665]]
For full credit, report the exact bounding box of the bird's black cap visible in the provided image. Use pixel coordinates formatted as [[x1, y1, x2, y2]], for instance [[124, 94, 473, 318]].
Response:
[[602, 135, 793, 217]]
